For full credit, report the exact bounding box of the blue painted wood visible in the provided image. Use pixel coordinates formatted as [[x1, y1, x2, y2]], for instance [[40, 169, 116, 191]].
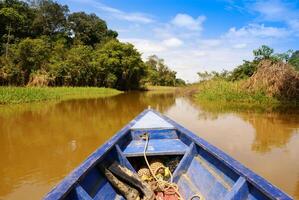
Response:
[[196, 146, 239, 187], [131, 129, 178, 140], [92, 180, 121, 200], [224, 177, 249, 200], [44, 109, 150, 200], [207, 181, 229, 200], [185, 156, 230, 198], [78, 167, 106, 198], [177, 174, 201, 200], [130, 111, 174, 129], [115, 145, 136, 173], [44, 109, 293, 200], [172, 142, 196, 182], [122, 139, 188, 157], [75, 185, 92, 200], [150, 109, 293, 200]]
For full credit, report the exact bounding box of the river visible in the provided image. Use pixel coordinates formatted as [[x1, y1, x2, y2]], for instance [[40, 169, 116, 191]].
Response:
[[0, 91, 298, 199]]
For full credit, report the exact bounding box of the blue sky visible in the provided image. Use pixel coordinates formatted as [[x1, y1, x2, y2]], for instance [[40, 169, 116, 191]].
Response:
[[58, 0, 299, 82]]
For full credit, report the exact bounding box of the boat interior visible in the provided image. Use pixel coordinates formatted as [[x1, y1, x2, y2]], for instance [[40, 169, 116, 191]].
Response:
[[62, 111, 279, 200]]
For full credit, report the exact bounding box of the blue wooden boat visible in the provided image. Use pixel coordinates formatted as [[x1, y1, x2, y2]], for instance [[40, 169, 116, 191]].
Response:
[[45, 109, 292, 200]]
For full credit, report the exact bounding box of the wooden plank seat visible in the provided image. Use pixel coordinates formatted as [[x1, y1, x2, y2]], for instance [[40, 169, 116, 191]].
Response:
[[122, 139, 188, 157]]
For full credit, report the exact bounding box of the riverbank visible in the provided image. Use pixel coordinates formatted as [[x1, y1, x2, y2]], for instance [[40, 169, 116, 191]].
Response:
[[193, 79, 281, 105], [193, 59, 299, 106], [0, 87, 122, 104]]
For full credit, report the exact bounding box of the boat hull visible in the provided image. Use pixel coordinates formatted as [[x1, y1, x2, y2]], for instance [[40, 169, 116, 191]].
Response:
[[44, 109, 293, 200]]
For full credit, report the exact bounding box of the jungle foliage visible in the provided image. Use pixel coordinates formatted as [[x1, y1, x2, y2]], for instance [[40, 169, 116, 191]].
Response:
[[196, 45, 299, 103], [0, 0, 183, 90], [145, 55, 186, 87], [197, 45, 299, 82]]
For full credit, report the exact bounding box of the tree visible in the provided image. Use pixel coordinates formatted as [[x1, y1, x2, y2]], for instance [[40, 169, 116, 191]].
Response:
[[253, 45, 274, 60], [68, 12, 117, 46], [0, 0, 37, 54], [175, 78, 186, 86], [0, 56, 24, 85], [289, 50, 299, 71], [0, 7, 24, 57], [15, 38, 50, 83], [145, 55, 181, 86], [31, 0, 69, 37], [228, 60, 258, 81], [50, 44, 95, 86], [197, 71, 212, 82], [274, 50, 293, 63], [95, 40, 146, 90]]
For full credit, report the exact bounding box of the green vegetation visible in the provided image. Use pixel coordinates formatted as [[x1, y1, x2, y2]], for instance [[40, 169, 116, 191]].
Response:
[[145, 55, 186, 86], [145, 85, 179, 94], [289, 50, 299, 71], [0, 0, 183, 90], [194, 79, 278, 105], [0, 87, 121, 104], [195, 45, 299, 105], [146, 85, 178, 91]]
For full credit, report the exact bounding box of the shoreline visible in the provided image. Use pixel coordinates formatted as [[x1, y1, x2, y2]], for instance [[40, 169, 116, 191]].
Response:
[[192, 79, 298, 107], [0, 87, 122, 104]]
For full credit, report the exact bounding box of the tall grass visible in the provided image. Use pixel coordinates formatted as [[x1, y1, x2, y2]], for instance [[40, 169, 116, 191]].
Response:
[[194, 79, 279, 105], [0, 87, 122, 104]]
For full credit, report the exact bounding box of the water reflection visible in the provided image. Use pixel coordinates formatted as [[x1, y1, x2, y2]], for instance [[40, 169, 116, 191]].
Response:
[[166, 98, 299, 199], [296, 180, 299, 199], [241, 113, 299, 153], [187, 100, 299, 153], [0, 92, 176, 200], [0, 92, 299, 199]]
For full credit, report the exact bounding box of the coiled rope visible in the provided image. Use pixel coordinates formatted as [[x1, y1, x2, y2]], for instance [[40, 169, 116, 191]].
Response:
[[142, 133, 203, 200], [142, 133, 183, 199]]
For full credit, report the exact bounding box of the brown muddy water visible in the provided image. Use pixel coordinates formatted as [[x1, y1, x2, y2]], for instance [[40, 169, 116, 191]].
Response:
[[0, 91, 299, 200]]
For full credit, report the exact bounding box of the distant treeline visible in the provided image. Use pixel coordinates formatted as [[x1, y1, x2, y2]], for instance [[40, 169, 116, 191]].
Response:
[[198, 45, 299, 82], [0, 0, 185, 90]]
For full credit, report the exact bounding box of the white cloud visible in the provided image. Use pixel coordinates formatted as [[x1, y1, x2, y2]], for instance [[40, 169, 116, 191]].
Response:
[[191, 51, 207, 57], [252, 0, 297, 21], [171, 13, 206, 31], [226, 24, 289, 38], [68, 0, 154, 24], [224, 0, 299, 35], [97, 4, 154, 23], [233, 43, 247, 49], [120, 37, 183, 54], [121, 38, 166, 53], [64, 0, 298, 82], [120, 21, 291, 82], [162, 37, 183, 47], [251, 0, 299, 34], [253, 1, 288, 20], [198, 39, 222, 47], [289, 19, 299, 30]]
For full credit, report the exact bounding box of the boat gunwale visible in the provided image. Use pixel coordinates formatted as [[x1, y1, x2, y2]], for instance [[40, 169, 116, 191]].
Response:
[[150, 109, 293, 200], [44, 108, 293, 200], [44, 109, 150, 200]]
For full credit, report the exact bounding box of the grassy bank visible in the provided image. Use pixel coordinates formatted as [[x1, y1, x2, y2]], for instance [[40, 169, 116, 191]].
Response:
[[194, 79, 279, 105], [0, 87, 122, 104], [145, 85, 181, 94], [146, 85, 178, 91]]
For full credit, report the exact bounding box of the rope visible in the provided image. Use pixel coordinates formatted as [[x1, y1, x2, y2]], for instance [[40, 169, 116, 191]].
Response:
[[142, 133, 183, 200], [190, 195, 202, 200]]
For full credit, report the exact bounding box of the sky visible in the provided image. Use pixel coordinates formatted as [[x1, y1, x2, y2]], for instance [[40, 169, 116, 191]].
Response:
[[58, 0, 299, 82]]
